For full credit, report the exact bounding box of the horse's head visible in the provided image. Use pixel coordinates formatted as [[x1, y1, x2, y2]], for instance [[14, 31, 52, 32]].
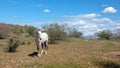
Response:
[[35, 29, 42, 35]]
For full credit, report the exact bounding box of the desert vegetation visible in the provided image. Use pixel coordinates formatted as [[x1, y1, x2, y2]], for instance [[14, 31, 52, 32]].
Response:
[[0, 23, 120, 68]]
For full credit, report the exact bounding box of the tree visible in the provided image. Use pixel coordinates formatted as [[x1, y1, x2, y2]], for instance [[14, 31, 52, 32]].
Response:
[[68, 28, 82, 38], [43, 23, 67, 44], [95, 29, 113, 39], [24, 25, 36, 36], [113, 28, 120, 39]]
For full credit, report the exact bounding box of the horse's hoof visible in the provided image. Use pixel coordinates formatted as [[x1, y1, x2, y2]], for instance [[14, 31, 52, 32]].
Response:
[[37, 54, 41, 57], [45, 52, 47, 55]]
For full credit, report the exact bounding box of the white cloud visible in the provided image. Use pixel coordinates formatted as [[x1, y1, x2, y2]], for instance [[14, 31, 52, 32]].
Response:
[[79, 20, 86, 24], [92, 17, 113, 23], [64, 13, 100, 20], [44, 9, 50, 13], [102, 7, 117, 13], [79, 25, 97, 29], [97, 29, 102, 32], [71, 20, 86, 26], [84, 31, 94, 36], [61, 13, 119, 36], [116, 26, 120, 29], [79, 13, 100, 19]]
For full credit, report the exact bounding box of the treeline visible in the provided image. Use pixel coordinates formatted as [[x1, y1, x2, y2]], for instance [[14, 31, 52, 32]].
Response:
[[43, 23, 82, 43], [0, 23, 120, 42], [0, 23, 82, 43]]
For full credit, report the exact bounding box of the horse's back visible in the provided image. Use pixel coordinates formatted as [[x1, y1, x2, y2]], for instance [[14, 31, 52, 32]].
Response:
[[41, 32, 48, 41]]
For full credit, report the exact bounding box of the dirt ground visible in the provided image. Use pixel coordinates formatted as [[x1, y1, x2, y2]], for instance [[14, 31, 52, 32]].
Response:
[[0, 39, 120, 68]]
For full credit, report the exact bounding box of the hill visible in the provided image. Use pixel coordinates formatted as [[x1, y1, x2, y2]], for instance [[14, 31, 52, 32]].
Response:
[[0, 23, 37, 39]]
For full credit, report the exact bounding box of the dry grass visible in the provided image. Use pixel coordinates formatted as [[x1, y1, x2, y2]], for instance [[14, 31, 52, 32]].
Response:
[[0, 38, 120, 68]]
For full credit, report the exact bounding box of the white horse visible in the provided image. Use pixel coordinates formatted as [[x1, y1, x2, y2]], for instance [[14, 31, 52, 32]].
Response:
[[35, 29, 48, 57]]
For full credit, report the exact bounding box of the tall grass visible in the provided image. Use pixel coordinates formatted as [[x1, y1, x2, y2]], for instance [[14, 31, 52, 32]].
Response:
[[93, 59, 120, 68], [1, 38, 120, 68], [20, 61, 82, 68]]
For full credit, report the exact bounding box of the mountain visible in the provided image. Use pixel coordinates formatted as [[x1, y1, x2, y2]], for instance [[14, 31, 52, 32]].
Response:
[[84, 35, 98, 39]]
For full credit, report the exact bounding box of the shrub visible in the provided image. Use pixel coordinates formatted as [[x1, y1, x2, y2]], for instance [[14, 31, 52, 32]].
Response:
[[95, 29, 113, 40], [6, 38, 20, 52], [94, 60, 120, 68], [113, 28, 120, 39], [68, 28, 82, 38], [0, 34, 6, 39], [27, 41, 31, 45], [21, 41, 26, 45]]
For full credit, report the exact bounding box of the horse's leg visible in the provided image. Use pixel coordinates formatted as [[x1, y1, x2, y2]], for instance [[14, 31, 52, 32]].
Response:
[[40, 43, 44, 56], [35, 39, 39, 51], [37, 41, 42, 57], [45, 41, 48, 55]]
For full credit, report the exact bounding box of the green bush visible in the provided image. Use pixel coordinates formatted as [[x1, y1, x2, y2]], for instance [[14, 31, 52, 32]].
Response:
[[0, 34, 6, 39], [21, 41, 26, 45], [24, 25, 36, 36], [94, 60, 120, 68], [27, 41, 31, 45], [43, 23, 67, 44], [6, 38, 20, 52], [68, 28, 82, 38], [95, 29, 113, 40]]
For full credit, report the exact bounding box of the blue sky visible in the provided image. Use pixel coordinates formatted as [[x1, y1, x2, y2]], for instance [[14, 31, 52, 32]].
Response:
[[0, 0, 120, 36]]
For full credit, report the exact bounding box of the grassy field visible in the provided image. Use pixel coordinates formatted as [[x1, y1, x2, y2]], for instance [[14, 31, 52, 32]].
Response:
[[0, 38, 120, 68]]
